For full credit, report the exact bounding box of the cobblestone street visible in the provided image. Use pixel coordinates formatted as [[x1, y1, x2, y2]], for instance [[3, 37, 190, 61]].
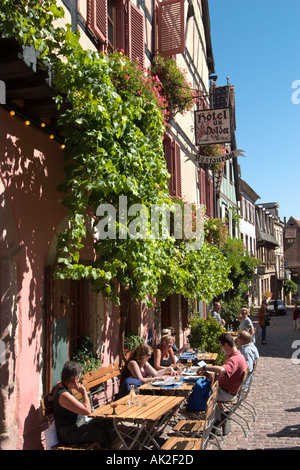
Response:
[[221, 307, 300, 450]]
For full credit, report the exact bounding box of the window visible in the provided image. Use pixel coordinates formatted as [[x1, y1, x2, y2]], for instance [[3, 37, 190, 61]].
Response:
[[87, 0, 145, 68]]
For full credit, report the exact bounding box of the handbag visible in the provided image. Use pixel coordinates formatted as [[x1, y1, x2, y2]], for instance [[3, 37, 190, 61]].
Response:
[[186, 377, 211, 411], [265, 316, 270, 326]]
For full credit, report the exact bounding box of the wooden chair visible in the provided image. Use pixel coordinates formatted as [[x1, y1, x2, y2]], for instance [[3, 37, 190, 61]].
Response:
[[172, 381, 223, 449], [82, 363, 120, 409], [41, 363, 121, 450], [161, 436, 203, 451]]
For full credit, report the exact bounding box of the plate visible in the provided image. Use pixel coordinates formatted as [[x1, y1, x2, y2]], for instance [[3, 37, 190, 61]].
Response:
[[152, 378, 178, 386], [183, 376, 202, 381]]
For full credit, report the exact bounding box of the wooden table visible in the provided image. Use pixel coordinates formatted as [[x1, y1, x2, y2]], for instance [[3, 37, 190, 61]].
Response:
[[196, 352, 218, 362], [139, 379, 195, 401], [178, 352, 218, 363], [90, 394, 185, 450]]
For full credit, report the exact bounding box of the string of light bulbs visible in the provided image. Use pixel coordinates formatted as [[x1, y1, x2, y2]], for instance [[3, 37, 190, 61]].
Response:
[[2, 103, 65, 149]]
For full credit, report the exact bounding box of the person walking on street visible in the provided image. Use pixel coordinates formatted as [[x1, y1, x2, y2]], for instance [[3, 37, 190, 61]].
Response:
[[258, 299, 270, 344], [292, 301, 300, 331]]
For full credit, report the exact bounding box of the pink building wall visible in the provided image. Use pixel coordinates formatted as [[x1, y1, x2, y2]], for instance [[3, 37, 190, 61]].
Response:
[[0, 107, 67, 449], [0, 105, 164, 448]]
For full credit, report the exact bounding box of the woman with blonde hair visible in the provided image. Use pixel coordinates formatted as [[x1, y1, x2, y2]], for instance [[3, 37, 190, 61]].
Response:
[[153, 335, 177, 371]]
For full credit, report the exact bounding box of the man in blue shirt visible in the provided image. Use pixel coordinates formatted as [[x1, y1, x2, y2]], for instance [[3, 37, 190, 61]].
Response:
[[237, 330, 259, 373]]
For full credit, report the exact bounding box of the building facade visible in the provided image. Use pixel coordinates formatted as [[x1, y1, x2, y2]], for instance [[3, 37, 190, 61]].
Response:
[[239, 177, 260, 305], [0, 0, 217, 449], [255, 204, 278, 305], [284, 216, 300, 298]]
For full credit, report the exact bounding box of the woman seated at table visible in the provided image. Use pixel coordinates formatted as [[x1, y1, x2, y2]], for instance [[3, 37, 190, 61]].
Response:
[[51, 361, 119, 449], [120, 343, 175, 387], [152, 334, 177, 371]]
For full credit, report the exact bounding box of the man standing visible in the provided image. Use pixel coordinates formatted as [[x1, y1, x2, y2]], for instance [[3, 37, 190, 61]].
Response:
[[239, 307, 255, 342], [210, 301, 225, 328], [258, 299, 270, 344]]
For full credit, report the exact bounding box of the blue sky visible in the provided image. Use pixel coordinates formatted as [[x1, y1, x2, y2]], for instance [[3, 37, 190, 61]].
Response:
[[208, 0, 300, 221]]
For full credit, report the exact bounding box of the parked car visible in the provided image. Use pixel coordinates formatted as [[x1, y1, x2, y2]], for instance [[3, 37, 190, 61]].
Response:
[[266, 299, 286, 316]]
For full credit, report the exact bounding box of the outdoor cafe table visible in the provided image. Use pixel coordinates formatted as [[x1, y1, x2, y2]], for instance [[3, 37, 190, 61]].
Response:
[[196, 352, 218, 362], [179, 352, 218, 363], [89, 394, 185, 450], [139, 379, 195, 397]]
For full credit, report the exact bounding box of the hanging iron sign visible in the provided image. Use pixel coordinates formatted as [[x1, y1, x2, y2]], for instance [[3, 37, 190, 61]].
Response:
[[194, 107, 231, 145]]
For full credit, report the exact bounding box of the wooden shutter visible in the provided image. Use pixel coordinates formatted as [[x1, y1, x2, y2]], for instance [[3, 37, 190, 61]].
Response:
[[158, 0, 185, 56], [198, 168, 206, 206], [174, 141, 182, 197], [90, 0, 107, 43], [164, 136, 181, 196], [164, 135, 174, 195], [208, 178, 213, 217], [127, 1, 145, 69]]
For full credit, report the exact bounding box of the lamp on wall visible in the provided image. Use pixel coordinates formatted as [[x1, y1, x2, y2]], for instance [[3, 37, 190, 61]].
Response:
[[3, 104, 65, 149]]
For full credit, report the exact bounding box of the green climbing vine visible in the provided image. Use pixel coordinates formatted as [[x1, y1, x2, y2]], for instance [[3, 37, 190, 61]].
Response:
[[0, 0, 233, 307]]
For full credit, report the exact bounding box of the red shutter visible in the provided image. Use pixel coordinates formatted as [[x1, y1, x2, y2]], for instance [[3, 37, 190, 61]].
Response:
[[208, 178, 213, 217], [91, 0, 107, 43], [127, 1, 145, 69], [164, 135, 174, 195], [198, 168, 206, 206], [87, 0, 92, 27], [164, 136, 181, 197], [158, 0, 185, 56], [174, 141, 182, 197]]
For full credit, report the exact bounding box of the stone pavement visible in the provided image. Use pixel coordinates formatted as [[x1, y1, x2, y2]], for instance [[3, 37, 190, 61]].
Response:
[[221, 307, 300, 450]]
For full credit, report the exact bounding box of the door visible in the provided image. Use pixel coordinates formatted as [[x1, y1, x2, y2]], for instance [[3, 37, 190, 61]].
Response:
[[45, 267, 85, 392]]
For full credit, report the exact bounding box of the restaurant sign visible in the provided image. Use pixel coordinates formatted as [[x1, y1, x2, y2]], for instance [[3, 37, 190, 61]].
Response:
[[185, 149, 245, 166], [194, 108, 231, 146]]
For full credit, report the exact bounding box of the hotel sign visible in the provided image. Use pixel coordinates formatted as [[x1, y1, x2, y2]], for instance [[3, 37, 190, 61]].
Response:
[[194, 108, 231, 146]]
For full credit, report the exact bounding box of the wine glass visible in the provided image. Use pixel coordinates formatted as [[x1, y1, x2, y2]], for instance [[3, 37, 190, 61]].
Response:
[[110, 402, 118, 415]]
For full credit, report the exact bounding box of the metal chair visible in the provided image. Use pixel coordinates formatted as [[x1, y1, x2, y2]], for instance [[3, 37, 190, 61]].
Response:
[[217, 368, 251, 438], [237, 360, 258, 423]]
